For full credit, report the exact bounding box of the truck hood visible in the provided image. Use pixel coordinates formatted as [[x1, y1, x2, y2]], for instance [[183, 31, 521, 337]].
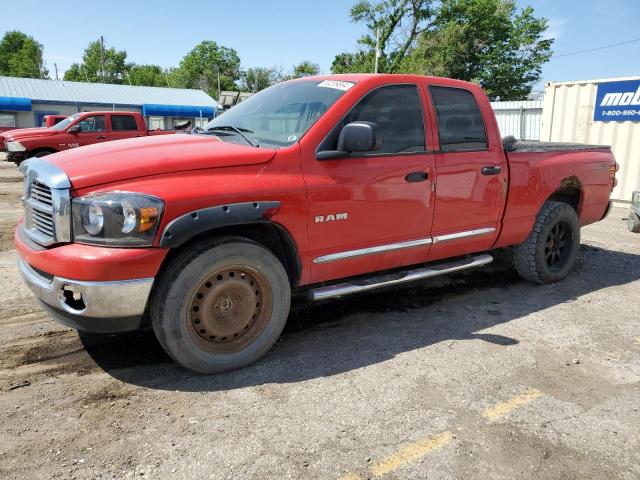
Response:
[[46, 134, 277, 189], [3, 127, 56, 141]]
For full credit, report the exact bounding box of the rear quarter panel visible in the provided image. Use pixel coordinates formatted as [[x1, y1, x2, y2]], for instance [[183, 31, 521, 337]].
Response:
[[495, 149, 614, 248]]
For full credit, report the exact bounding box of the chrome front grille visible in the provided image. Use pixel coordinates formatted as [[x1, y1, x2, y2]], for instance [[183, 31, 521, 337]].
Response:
[[20, 158, 71, 247], [30, 181, 54, 206]]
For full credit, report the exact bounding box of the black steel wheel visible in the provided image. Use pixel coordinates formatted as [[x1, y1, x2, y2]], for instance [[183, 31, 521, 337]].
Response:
[[514, 201, 580, 284]]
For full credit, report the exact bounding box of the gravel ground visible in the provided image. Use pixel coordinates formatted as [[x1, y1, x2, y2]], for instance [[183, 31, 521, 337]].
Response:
[[0, 159, 638, 479]]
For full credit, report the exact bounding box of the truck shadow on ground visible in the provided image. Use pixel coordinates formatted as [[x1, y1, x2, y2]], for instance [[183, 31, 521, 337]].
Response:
[[78, 245, 640, 391]]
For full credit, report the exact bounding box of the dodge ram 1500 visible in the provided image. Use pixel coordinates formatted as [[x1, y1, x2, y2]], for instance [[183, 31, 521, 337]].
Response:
[[15, 74, 617, 373]]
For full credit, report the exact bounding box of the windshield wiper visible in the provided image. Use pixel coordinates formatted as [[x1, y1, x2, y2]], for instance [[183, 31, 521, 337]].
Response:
[[204, 125, 258, 147]]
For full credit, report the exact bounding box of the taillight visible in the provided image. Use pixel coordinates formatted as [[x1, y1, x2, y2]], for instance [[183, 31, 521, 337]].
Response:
[[609, 161, 619, 188]]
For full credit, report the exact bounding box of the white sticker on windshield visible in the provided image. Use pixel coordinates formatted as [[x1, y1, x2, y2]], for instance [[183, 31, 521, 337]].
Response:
[[317, 80, 355, 91]]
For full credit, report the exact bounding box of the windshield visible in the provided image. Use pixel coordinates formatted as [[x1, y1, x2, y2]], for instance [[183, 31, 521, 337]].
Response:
[[204, 80, 354, 147], [52, 113, 80, 131]]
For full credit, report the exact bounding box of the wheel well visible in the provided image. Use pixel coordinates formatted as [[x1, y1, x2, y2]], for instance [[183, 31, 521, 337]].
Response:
[[30, 147, 57, 156], [547, 177, 582, 212], [163, 222, 301, 286]]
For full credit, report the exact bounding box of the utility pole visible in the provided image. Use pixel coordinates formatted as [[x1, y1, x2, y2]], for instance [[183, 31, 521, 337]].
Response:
[[374, 27, 381, 74], [54, 63, 59, 81], [217, 71, 221, 101], [100, 36, 105, 80]]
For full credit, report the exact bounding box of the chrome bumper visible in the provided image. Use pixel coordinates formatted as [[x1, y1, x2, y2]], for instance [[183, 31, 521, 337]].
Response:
[[19, 259, 153, 321]]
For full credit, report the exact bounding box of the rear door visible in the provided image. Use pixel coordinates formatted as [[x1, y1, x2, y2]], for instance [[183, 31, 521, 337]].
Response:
[[109, 114, 142, 141], [426, 85, 508, 261], [304, 83, 437, 283]]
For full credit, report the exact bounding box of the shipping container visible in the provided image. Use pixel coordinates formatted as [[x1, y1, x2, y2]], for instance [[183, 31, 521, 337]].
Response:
[[541, 76, 640, 202]]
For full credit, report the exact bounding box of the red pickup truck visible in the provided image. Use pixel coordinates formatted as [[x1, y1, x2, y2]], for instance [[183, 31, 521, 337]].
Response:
[[41, 115, 68, 128], [15, 74, 616, 373], [1, 111, 172, 164]]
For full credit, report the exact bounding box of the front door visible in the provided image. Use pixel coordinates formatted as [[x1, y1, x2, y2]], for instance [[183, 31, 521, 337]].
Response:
[[426, 85, 508, 261], [68, 114, 108, 149], [304, 84, 436, 284]]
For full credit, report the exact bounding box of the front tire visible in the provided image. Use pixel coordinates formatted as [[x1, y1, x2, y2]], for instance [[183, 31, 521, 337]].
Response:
[[513, 201, 580, 284], [151, 237, 291, 373], [628, 211, 640, 233]]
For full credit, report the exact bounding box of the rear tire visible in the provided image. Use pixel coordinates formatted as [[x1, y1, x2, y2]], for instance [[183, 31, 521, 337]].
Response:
[[628, 211, 640, 233], [513, 201, 580, 284], [151, 237, 291, 373]]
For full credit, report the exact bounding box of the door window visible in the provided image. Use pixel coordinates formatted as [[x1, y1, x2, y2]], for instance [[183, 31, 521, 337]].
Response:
[[429, 86, 488, 151], [78, 115, 105, 132], [111, 115, 138, 131], [319, 85, 426, 155]]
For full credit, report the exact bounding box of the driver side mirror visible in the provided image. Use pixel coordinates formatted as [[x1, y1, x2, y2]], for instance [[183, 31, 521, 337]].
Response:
[[316, 121, 382, 160], [67, 124, 81, 134]]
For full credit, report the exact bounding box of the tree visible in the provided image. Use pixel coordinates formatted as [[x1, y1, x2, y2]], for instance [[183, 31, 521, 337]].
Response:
[[0, 31, 48, 78], [174, 41, 241, 98], [332, 0, 552, 99], [332, 0, 434, 74], [406, 0, 552, 99], [127, 64, 168, 87], [64, 39, 129, 83], [241, 67, 275, 93], [273, 61, 321, 82], [291, 61, 320, 78]]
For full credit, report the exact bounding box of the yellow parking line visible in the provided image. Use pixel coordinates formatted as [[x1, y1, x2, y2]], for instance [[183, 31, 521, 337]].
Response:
[[338, 473, 363, 480], [370, 431, 454, 477], [482, 388, 543, 421]]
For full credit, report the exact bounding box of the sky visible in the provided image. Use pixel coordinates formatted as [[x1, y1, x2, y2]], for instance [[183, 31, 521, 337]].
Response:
[[1, 0, 639, 90]]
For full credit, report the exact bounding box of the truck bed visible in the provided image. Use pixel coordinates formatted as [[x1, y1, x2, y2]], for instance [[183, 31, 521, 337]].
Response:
[[505, 137, 611, 153]]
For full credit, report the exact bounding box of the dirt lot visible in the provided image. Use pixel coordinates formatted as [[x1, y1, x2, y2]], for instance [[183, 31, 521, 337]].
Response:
[[0, 158, 639, 479]]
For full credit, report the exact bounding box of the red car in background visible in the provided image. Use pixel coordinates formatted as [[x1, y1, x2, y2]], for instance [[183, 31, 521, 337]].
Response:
[[1, 111, 173, 164]]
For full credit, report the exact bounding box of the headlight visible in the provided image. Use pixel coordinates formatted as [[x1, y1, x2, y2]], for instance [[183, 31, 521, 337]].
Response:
[[6, 141, 26, 152], [72, 192, 164, 247]]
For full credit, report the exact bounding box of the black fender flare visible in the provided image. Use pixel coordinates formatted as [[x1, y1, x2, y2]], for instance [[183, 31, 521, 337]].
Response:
[[159, 201, 281, 248]]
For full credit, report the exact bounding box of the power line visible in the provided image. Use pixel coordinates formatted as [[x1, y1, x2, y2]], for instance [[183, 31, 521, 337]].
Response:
[[554, 37, 640, 58]]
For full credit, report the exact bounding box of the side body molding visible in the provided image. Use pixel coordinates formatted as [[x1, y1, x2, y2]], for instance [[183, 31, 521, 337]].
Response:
[[159, 201, 281, 248]]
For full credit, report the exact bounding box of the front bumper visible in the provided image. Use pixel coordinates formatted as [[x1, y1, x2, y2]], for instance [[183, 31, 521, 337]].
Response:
[[19, 258, 153, 332]]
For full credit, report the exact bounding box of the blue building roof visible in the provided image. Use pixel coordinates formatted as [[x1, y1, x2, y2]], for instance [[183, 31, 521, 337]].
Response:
[[0, 76, 219, 112]]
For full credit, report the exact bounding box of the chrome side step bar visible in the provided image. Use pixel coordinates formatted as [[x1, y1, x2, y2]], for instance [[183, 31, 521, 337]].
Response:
[[310, 253, 493, 301]]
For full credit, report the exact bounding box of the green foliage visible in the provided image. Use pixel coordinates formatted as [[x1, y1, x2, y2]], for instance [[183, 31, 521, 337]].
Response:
[[175, 40, 241, 98], [241, 67, 275, 93], [64, 39, 129, 83], [273, 61, 321, 82], [291, 61, 320, 78], [332, 0, 553, 100], [408, 0, 553, 99], [0, 31, 48, 78], [127, 64, 168, 87]]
